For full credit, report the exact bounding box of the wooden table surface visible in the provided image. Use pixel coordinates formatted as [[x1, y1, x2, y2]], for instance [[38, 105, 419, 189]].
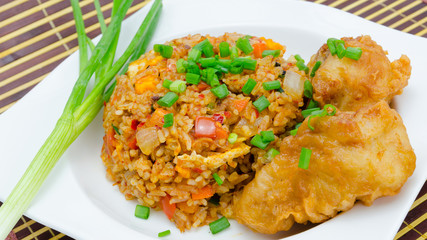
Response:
[[0, 0, 426, 239]]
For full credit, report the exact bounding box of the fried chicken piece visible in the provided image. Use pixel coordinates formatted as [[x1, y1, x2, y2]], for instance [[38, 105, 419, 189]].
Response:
[[232, 101, 415, 234], [307, 36, 411, 111]]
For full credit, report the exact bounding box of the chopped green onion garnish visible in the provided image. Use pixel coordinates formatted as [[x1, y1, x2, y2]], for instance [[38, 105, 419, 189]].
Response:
[[153, 44, 173, 58], [250, 134, 270, 149], [327, 38, 338, 55], [301, 107, 320, 118], [324, 104, 337, 116], [265, 148, 280, 162], [194, 39, 214, 57], [112, 124, 121, 135], [242, 78, 257, 94], [162, 79, 173, 89], [230, 46, 239, 59], [234, 57, 257, 71], [236, 37, 253, 55], [290, 123, 302, 136], [163, 113, 173, 128], [307, 115, 315, 131], [211, 84, 229, 99], [210, 77, 220, 87], [158, 230, 171, 237], [345, 47, 362, 60], [157, 92, 179, 107], [310, 61, 322, 77], [169, 80, 187, 93], [336, 41, 346, 59], [209, 216, 230, 234], [200, 57, 217, 68], [185, 60, 200, 74], [262, 50, 280, 58], [212, 173, 223, 185], [261, 130, 275, 142], [186, 73, 200, 85], [303, 80, 313, 98], [176, 59, 186, 73], [206, 68, 220, 87], [217, 59, 232, 68], [228, 133, 238, 144], [230, 61, 243, 74], [296, 61, 309, 74], [135, 205, 150, 219], [253, 95, 270, 112], [262, 80, 281, 91], [306, 99, 318, 109], [294, 54, 304, 63], [219, 41, 230, 57], [188, 48, 202, 62], [298, 147, 312, 170]]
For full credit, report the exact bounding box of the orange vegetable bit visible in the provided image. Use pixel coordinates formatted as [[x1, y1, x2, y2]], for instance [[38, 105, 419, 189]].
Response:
[[192, 185, 214, 200], [260, 37, 285, 51], [215, 125, 229, 139], [145, 108, 170, 128], [233, 98, 250, 112], [161, 194, 176, 220], [253, 43, 267, 58]]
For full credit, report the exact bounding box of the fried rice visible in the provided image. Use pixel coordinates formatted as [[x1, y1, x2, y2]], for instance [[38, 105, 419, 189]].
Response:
[[101, 33, 306, 231]]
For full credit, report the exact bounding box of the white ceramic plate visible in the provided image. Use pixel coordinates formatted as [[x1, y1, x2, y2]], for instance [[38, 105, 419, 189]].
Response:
[[1, 0, 426, 239]]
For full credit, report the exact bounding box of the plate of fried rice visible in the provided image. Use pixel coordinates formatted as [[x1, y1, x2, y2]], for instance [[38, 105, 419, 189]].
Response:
[[0, 0, 426, 239]]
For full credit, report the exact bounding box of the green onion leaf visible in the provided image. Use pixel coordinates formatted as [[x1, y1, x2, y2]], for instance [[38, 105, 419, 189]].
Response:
[[262, 80, 281, 91], [209, 216, 230, 234], [112, 124, 121, 135], [296, 61, 309, 74], [230, 46, 239, 59], [185, 60, 200, 75], [217, 59, 232, 69], [219, 41, 230, 57], [345, 47, 362, 60], [260, 130, 275, 142], [327, 38, 338, 55], [186, 73, 201, 85], [158, 92, 179, 107], [336, 41, 346, 59], [265, 148, 280, 162], [211, 84, 229, 99], [298, 147, 312, 170], [236, 37, 253, 55], [290, 123, 302, 136], [294, 54, 304, 63], [154, 44, 173, 58], [228, 133, 238, 144], [303, 80, 313, 98], [176, 59, 186, 73], [234, 57, 257, 71], [310, 61, 322, 77], [135, 205, 150, 219], [188, 48, 202, 62], [194, 39, 214, 57], [301, 107, 320, 118], [169, 80, 187, 93], [163, 79, 173, 89], [213, 173, 223, 185], [200, 57, 217, 68], [229, 61, 243, 74], [158, 230, 171, 237], [163, 113, 173, 128], [262, 50, 280, 58], [324, 104, 337, 116], [242, 78, 257, 94], [307, 99, 318, 109], [253, 95, 270, 112], [250, 134, 270, 149]]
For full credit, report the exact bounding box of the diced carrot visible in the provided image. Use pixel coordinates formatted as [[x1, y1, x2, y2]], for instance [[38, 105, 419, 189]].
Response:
[[135, 75, 157, 94], [197, 81, 210, 91], [176, 165, 191, 178], [260, 37, 285, 51], [161, 195, 176, 220], [127, 137, 138, 150], [253, 43, 267, 58], [215, 124, 229, 139], [233, 98, 249, 112], [192, 185, 214, 200], [145, 108, 170, 128]]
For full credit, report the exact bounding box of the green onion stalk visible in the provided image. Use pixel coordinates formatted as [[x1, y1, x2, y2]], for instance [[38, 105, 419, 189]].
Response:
[[0, 0, 162, 238]]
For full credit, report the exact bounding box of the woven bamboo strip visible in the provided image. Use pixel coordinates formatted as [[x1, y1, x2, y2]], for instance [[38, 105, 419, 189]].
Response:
[[341, 0, 368, 12], [411, 193, 427, 211], [401, 12, 427, 32], [0, 0, 28, 14], [328, 0, 349, 8], [353, 0, 386, 16], [49, 233, 65, 240], [0, 74, 48, 102], [21, 226, 50, 240], [0, 0, 63, 29], [364, 0, 406, 20], [415, 26, 427, 36], [0, 0, 93, 45], [388, 5, 427, 29], [0, 2, 114, 58], [395, 213, 427, 239], [0, 101, 16, 114], [376, 1, 421, 25], [12, 219, 35, 233]]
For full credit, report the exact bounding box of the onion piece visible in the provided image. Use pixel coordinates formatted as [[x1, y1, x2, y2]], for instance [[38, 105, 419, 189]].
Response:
[[195, 116, 216, 138], [136, 127, 160, 155], [283, 70, 304, 99]]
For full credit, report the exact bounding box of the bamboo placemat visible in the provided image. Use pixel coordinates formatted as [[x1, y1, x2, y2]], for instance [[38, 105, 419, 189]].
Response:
[[0, 0, 426, 239]]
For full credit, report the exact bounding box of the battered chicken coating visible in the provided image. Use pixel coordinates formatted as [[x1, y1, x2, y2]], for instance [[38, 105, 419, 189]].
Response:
[[232, 101, 415, 234], [307, 36, 411, 111]]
